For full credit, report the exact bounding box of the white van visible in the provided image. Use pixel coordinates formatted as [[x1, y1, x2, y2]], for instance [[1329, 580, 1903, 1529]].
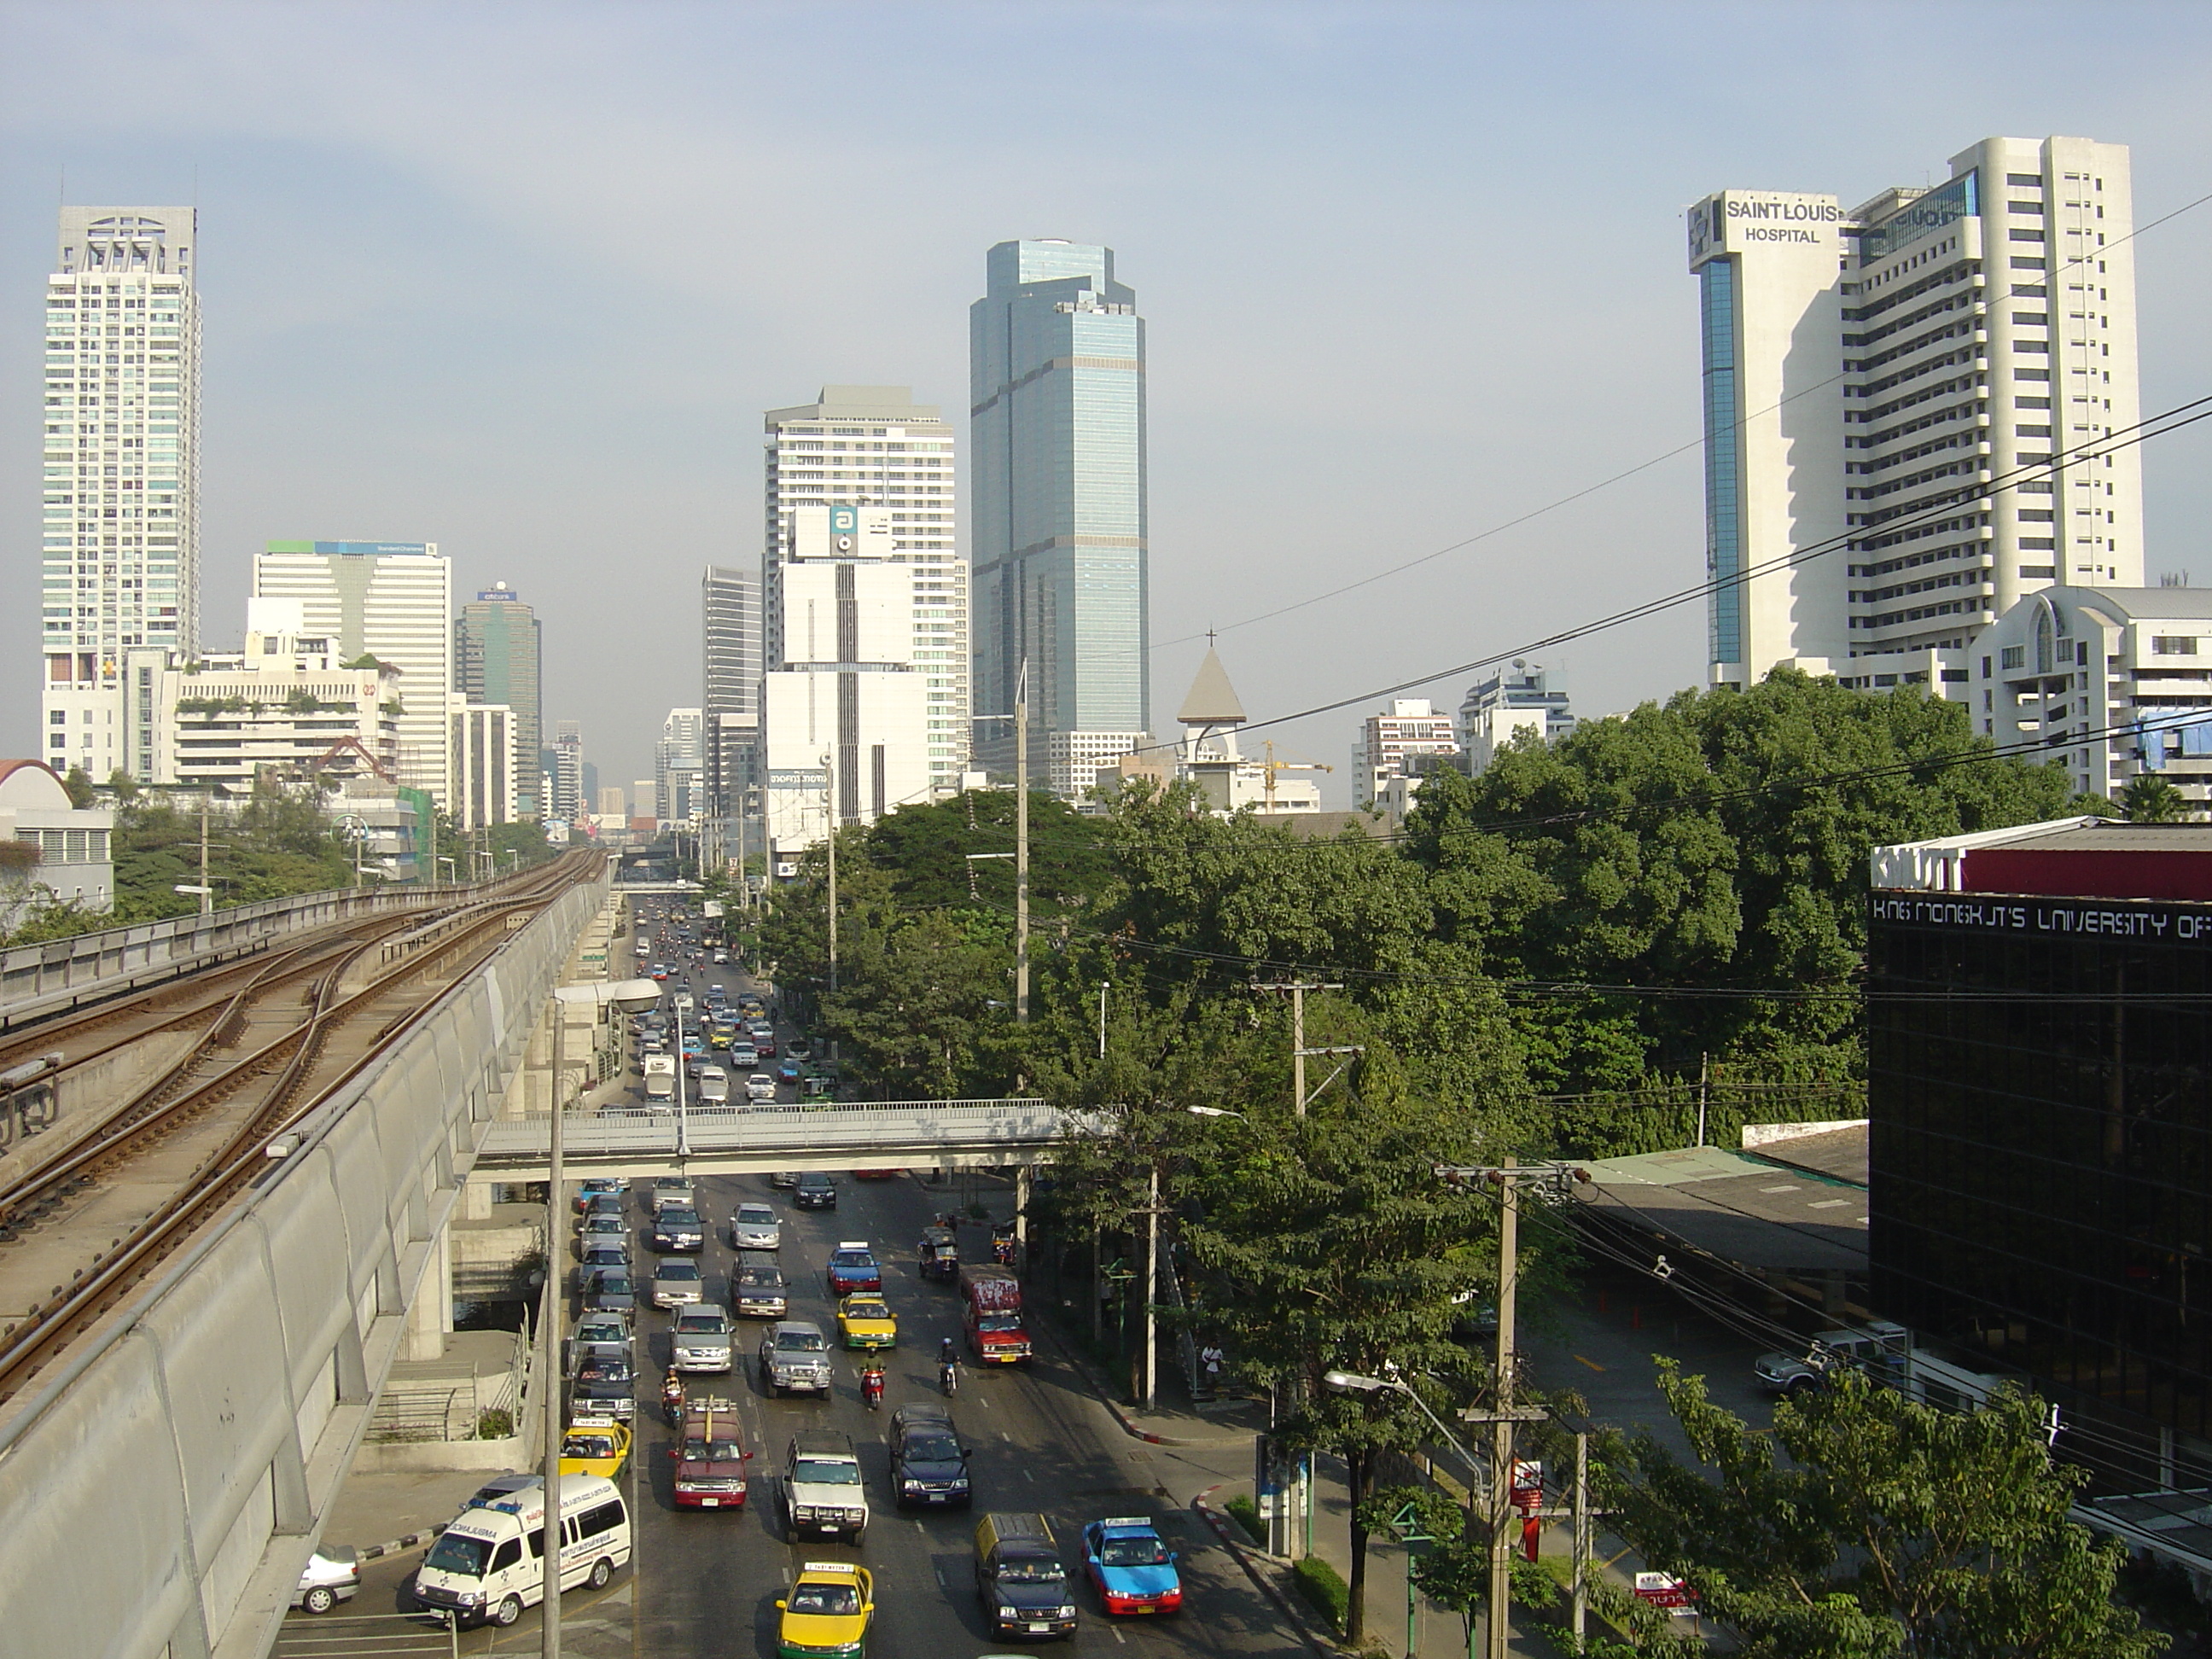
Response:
[[643, 1054, 676, 1104], [412, 1474, 629, 1627], [696, 1065, 730, 1103]]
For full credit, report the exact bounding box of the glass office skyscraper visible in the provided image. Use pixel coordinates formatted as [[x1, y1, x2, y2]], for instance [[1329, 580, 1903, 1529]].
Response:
[[453, 580, 542, 818], [970, 241, 1149, 793]]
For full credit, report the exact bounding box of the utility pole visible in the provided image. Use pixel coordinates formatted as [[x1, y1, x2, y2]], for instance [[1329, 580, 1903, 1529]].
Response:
[[1098, 981, 1109, 1060], [1143, 1161, 1160, 1410], [539, 1038, 566, 1659], [1250, 981, 1347, 1115], [1571, 1431, 1591, 1649], [1015, 655, 1029, 1024], [1487, 1155, 1519, 1659], [197, 800, 212, 917], [1439, 1161, 1592, 1659], [822, 752, 837, 994], [1696, 1052, 1710, 1149]]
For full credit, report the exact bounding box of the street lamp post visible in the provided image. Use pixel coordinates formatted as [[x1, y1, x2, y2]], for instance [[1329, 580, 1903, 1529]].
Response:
[[542, 978, 660, 1659], [1318, 1362, 1495, 1659]]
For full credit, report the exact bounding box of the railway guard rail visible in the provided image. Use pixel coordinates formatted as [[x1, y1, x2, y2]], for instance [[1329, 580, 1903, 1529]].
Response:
[[0, 879, 481, 1034], [0, 862, 606, 1659]]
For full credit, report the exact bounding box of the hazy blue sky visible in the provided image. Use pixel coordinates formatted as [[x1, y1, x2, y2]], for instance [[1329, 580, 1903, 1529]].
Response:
[[6, 1, 2210, 800]]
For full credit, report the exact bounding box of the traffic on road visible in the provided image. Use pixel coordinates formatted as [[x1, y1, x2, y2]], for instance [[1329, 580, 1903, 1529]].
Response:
[[299, 899, 1289, 1656]]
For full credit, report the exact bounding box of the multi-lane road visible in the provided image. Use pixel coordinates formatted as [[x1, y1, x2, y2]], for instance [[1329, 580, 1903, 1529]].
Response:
[[319, 944, 1302, 1657]]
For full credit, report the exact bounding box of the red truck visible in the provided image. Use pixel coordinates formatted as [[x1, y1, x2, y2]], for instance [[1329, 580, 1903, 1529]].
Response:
[[960, 1265, 1032, 1365], [672, 1398, 750, 1509]]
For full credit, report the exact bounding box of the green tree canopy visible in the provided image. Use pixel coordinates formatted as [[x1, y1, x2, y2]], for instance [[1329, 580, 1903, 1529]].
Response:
[[1611, 1365, 2163, 1658]]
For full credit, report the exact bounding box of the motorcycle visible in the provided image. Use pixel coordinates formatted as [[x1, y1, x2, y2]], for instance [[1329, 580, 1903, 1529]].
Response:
[[940, 1357, 959, 1397], [662, 1366, 686, 1426], [860, 1365, 886, 1410]]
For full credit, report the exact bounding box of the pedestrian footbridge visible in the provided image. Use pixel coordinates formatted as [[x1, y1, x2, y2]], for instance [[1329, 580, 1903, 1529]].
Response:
[[473, 1098, 1100, 1179]]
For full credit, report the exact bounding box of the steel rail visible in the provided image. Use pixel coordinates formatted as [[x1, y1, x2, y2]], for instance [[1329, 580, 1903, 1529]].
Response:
[[0, 852, 600, 1400]]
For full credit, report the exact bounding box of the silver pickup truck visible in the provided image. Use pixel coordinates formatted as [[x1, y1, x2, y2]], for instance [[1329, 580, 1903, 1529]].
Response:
[[760, 1320, 833, 1396], [672, 1307, 734, 1373], [1754, 1320, 1908, 1394]]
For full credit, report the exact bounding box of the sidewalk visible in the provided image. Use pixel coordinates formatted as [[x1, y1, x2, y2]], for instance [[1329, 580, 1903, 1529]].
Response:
[[323, 1467, 499, 1559]]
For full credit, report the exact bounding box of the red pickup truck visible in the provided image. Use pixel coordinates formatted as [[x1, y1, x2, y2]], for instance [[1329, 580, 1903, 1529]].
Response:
[[960, 1266, 1031, 1365], [672, 1399, 750, 1509]]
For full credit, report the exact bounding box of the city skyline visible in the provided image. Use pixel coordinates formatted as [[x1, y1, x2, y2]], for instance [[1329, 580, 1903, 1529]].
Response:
[[6, 6, 2210, 801]]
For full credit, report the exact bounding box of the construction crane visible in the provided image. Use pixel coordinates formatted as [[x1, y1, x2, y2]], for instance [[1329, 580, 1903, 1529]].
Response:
[[1262, 741, 1331, 813]]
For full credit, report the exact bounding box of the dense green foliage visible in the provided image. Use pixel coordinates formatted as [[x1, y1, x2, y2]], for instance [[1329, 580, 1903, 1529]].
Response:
[[750, 670, 2110, 1644], [3, 775, 553, 946], [1610, 1365, 2164, 1657]]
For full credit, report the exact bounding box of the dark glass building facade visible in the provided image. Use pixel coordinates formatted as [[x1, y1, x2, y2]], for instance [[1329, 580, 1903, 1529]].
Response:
[[1871, 882, 2212, 1476]]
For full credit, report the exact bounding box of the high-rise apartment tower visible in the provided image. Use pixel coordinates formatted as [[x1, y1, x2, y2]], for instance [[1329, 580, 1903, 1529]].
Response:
[[702, 564, 762, 861], [39, 207, 200, 782], [761, 387, 964, 799], [253, 540, 454, 806], [454, 580, 543, 818], [1689, 136, 2140, 690], [971, 241, 1150, 795]]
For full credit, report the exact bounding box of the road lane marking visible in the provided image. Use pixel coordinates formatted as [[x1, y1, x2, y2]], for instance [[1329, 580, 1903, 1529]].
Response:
[[1112, 1626, 1127, 1644], [1574, 1354, 1606, 1372]]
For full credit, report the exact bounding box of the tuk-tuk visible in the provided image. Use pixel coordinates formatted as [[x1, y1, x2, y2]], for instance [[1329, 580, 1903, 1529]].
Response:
[[800, 1070, 836, 1103], [918, 1225, 959, 1282]]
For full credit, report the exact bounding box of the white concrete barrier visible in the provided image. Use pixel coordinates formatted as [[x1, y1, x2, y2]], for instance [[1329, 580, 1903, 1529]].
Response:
[[0, 867, 604, 1659]]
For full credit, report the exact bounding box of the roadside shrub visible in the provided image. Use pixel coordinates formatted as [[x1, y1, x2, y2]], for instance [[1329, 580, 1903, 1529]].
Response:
[[1224, 1495, 1266, 1545], [477, 1410, 515, 1440], [1291, 1554, 1349, 1634]]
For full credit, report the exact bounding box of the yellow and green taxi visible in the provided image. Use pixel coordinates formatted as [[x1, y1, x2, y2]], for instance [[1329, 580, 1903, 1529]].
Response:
[[777, 1560, 873, 1657], [557, 1416, 632, 1480], [836, 1293, 898, 1350]]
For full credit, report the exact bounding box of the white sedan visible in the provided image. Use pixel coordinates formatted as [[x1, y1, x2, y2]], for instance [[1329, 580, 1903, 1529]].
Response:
[[746, 1072, 778, 1103]]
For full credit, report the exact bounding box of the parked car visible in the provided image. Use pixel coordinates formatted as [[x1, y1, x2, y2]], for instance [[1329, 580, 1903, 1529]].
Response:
[[827, 1243, 881, 1295], [582, 1268, 638, 1316], [783, 1430, 869, 1540], [652, 1207, 707, 1254], [651, 1258, 705, 1310], [579, 1242, 630, 1278], [731, 1203, 783, 1252], [573, 1177, 626, 1214], [758, 1321, 833, 1396], [890, 1404, 973, 1509], [292, 1547, 361, 1615], [733, 1252, 788, 1318], [1082, 1516, 1182, 1615], [570, 1355, 638, 1423], [974, 1511, 1078, 1640], [777, 1560, 873, 1654], [672, 1307, 735, 1373], [568, 1313, 633, 1375]]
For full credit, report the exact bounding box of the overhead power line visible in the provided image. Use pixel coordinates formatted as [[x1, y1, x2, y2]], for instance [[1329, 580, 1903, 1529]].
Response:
[[1158, 181, 2212, 655]]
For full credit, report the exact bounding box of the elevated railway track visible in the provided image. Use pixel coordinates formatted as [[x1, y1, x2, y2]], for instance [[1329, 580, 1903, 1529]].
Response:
[[0, 850, 601, 1408]]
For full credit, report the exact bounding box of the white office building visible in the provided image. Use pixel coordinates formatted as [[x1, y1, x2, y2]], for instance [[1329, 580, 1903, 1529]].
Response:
[[763, 387, 966, 798], [252, 540, 454, 806], [1462, 661, 1577, 774], [39, 207, 201, 783], [1689, 135, 2140, 691], [1965, 585, 2212, 806], [762, 505, 929, 862], [451, 702, 516, 832], [1353, 700, 1459, 805]]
